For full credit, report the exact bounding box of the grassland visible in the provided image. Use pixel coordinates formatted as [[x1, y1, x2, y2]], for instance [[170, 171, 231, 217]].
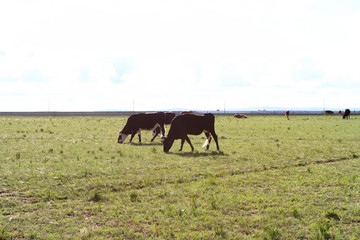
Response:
[[0, 114, 359, 239]]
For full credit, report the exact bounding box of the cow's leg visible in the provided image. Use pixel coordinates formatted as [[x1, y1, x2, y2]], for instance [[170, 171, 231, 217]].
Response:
[[211, 131, 220, 151], [150, 133, 158, 142], [185, 136, 194, 151], [179, 139, 185, 151], [159, 124, 166, 139], [129, 132, 136, 143], [150, 130, 159, 142], [151, 127, 160, 142], [138, 132, 142, 143], [203, 132, 212, 150]]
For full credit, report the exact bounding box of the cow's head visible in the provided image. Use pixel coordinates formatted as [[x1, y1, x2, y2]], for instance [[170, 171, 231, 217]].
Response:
[[163, 137, 174, 153], [118, 131, 128, 143]]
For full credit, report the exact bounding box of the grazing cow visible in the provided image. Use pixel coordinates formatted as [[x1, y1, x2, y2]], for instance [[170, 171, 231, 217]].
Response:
[[151, 112, 176, 140], [234, 114, 248, 118], [343, 109, 351, 119], [285, 110, 290, 120], [118, 112, 166, 143], [324, 110, 334, 115], [163, 113, 220, 153]]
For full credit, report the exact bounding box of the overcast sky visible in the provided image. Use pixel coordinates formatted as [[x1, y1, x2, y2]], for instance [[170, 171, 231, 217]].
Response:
[[1, 0, 360, 111]]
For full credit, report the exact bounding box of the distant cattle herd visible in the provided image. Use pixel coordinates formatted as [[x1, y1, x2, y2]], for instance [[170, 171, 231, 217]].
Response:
[[325, 109, 351, 119], [118, 109, 352, 152]]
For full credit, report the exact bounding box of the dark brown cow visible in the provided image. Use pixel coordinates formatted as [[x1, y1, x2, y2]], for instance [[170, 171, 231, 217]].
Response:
[[343, 109, 350, 119], [285, 110, 290, 120], [324, 110, 334, 115], [234, 114, 248, 118], [118, 112, 166, 143], [163, 113, 219, 152]]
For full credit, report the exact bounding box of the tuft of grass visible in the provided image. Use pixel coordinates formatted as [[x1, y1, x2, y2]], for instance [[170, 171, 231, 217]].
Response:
[[0, 223, 11, 240], [291, 208, 301, 219], [316, 219, 333, 240], [130, 191, 139, 202], [89, 190, 103, 202], [213, 223, 227, 239], [208, 175, 217, 185], [210, 198, 218, 210], [325, 210, 340, 221], [264, 226, 281, 240], [189, 193, 198, 208]]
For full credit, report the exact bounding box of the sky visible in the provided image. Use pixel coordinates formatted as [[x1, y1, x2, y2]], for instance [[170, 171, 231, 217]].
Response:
[[1, 0, 360, 112]]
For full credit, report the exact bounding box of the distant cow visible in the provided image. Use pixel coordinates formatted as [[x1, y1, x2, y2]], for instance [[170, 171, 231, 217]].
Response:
[[151, 112, 176, 140], [285, 110, 290, 120], [118, 112, 166, 143], [163, 113, 219, 153], [324, 110, 334, 115], [234, 114, 248, 118], [343, 109, 350, 119]]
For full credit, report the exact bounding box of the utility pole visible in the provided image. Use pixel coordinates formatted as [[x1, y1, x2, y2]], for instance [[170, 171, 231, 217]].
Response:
[[224, 100, 226, 114]]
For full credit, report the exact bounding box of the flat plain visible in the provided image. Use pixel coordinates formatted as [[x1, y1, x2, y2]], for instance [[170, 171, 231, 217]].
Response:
[[0, 114, 359, 239]]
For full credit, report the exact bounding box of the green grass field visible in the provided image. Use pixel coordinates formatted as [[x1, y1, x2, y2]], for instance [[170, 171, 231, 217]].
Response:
[[1, 114, 359, 239]]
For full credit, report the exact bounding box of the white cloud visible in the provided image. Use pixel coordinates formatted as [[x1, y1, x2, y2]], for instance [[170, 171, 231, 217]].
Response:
[[1, 0, 360, 111]]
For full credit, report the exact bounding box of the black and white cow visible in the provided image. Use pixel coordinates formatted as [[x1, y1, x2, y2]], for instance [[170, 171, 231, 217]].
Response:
[[163, 113, 219, 153], [118, 112, 166, 143]]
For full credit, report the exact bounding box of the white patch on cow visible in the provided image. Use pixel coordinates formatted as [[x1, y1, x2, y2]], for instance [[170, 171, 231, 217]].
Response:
[[202, 139, 210, 148], [149, 123, 162, 137], [202, 130, 211, 148], [154, 123, 161, 131], [118, 133, 128, 143], [160, 125, 165, 138]]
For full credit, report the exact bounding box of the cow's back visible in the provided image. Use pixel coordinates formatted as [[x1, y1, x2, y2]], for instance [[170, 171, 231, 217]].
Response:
[[124, 112, 165, 131], [169, 113, 215, 138]]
